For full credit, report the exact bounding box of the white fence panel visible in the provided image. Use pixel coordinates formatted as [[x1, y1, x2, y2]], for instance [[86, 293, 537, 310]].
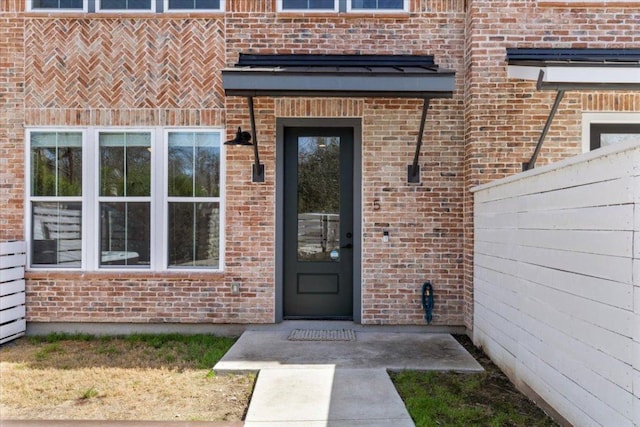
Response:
[[0, 241, 27, 344], [472, 142, 640, 427]]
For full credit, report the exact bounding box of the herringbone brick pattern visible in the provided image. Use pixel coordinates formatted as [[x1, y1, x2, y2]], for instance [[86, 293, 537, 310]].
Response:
[[25, 18, 225, 109]]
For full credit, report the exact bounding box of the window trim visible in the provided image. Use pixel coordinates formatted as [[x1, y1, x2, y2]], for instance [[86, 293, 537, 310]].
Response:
[[276, 0, 339, 13], [26, 128, 88, 270], [26, 0, 88, 12], [96, 0, 156, 13], [163, 128, 225, 271], [346, 0, 409, 13], [94, 128, 157, 271], [581, 112, 640, 152], [163, 0, 224, 13], [26, 126, 225, 273]]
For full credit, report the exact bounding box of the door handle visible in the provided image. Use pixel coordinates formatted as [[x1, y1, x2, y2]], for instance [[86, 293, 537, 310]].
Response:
[[341, 243, 353, 249]]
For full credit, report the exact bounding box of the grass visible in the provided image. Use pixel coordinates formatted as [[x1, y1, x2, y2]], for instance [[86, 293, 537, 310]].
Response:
[[26, 332, 237, 370], [1, 333, 253, 421], [390, 336, 558, 427]]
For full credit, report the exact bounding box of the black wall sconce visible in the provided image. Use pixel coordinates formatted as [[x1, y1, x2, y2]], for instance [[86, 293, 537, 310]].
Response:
[[225, 97, 265, 183]]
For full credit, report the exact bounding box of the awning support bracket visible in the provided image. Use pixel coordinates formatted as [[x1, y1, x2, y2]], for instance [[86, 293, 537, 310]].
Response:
[[248, 96, 265, 183], [523, 71, 565, 171], [408, 98, 430, 183]]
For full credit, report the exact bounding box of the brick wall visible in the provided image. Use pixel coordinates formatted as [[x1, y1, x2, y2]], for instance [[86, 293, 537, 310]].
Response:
[[225, 3, 467, 325], [3, 0, 639, 327], [0, 2, 25, 242]]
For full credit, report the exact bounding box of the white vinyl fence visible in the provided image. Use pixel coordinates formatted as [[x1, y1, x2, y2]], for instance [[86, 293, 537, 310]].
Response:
[[1, 241, 27, 344], [472, 142, 639, 427]]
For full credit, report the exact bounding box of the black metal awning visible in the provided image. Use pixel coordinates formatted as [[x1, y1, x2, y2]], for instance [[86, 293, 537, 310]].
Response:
[[222, 54, 456, 183], [222, 54, 456, 98], [506, 48, 640, 91], [507, 48, 640, 66]]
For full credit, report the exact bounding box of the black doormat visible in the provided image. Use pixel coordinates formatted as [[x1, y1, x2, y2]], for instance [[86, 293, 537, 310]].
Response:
[[287, 329, 357, 342]]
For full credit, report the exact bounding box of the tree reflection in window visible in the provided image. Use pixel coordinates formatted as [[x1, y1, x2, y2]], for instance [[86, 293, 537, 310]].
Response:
[[167, 132, 221, 268]]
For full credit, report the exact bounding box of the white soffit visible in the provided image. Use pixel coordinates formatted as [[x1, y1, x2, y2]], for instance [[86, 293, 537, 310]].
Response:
[[508, 65, 640, 85]]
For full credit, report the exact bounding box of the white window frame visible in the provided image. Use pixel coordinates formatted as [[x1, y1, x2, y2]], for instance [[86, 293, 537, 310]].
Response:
[[26, 126, 225, 273], [581, 112, 640, 153], [163, 128, 225, 271], [26, 0, 88, 12], [164, 0, 224, 12], [93, 128, 157, 271], [26, 128, 87, 270], [97, 0, 156, 13], [277, 0, 339, 13]]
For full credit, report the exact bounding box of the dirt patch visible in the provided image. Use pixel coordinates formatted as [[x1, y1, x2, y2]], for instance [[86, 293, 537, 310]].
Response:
[[0, 338, 254, 422], [452, 334, 558, 426]]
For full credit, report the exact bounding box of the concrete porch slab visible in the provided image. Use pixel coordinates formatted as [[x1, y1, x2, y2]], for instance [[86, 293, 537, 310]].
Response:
[[214, 331, 483, 373], [243, 367, 414, 427]]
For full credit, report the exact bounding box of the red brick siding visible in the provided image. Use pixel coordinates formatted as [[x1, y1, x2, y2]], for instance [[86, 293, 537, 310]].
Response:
[[3, 0, 639, 326], [0, 12, 25, 242]]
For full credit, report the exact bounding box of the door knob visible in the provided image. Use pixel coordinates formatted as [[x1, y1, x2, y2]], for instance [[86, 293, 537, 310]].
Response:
[[341, 243, 353, 249]]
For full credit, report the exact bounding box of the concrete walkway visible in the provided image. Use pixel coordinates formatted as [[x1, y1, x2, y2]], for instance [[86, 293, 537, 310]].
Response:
[[215, 325, 483, 426]]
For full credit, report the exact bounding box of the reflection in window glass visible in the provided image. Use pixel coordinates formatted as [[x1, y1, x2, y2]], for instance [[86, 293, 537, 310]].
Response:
[[99, 0, 151, 9], [600, 134, 640, 147], [31, 202, 82, 267], [350, 0, 404, 9], [31, 132, 82, 197], [100, 202, 150, 267], [31, 0, 83, 8], [100, 133, 151, 197], [168, 202, 220, 268], [168, 132, 220, 197], [167, 0, 220, 9], [281, 0, 335, 10], [167, 132, 221, 269], [297, 136, 340, 262]]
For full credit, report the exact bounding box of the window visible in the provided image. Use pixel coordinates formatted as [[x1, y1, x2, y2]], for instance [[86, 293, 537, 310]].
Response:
[[348, 0, 407, 11], [26, 0, 86, 11], [98, 0, 155, 12], [582, 113, 640, 152], [29, 132, 84, 267], [166, 131, 221, 268], [277, 0, 408, 12], [165, 0, 222, 11], [590, 124, 640, 150], [278, 0, 338, 12], [99, 132, 151, 267], [27, 128, 224, 271]]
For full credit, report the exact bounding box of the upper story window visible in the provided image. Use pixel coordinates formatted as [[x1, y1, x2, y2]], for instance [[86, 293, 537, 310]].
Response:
[[26, 0, 86, 11], [27, 127, 224, 271], [165, 0, 223, 11], [278, 0, 408, 12], [278, 0, 338, 11], [98, 0, 155, 12], [348, 0, 407, 12]]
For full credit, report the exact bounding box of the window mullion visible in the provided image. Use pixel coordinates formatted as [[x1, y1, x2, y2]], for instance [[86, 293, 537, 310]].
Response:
[[152, 127, 165, 271]]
